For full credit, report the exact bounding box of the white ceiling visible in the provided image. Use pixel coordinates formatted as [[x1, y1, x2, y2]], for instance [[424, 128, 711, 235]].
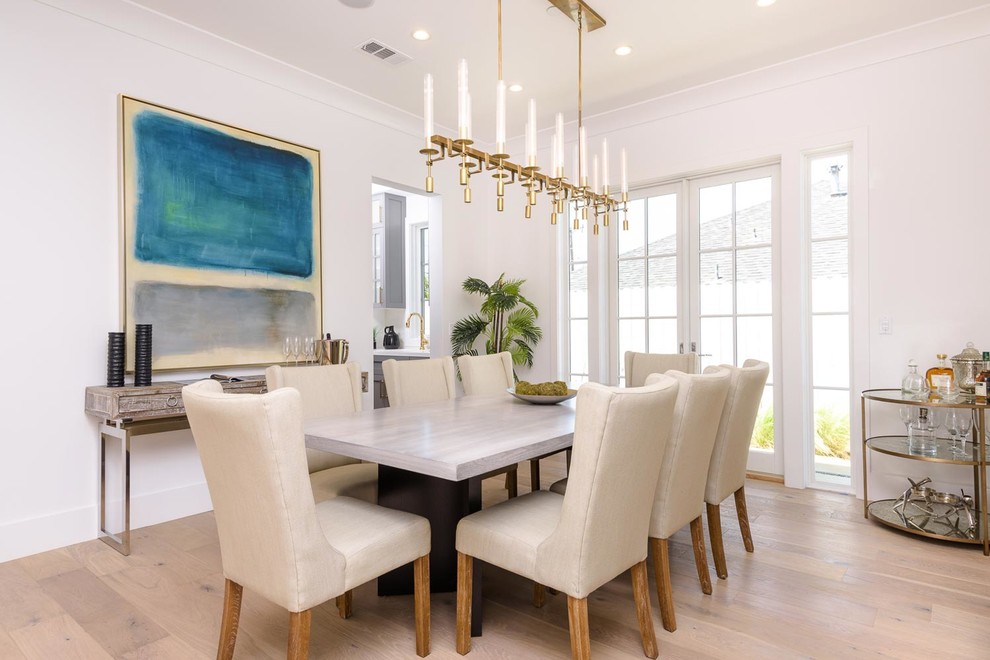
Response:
[[130, 0, 989, 141]]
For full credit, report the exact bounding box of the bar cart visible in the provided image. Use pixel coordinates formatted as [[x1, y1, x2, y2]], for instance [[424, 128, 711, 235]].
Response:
[[861, 389, 988, 555]]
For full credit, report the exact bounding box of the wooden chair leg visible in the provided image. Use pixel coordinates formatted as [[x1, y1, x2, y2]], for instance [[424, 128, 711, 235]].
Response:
[[565, 448, 572, 471], [335, 590, 353, 619], [414, 554, 431, 657], [566, 595, 591, 660], [456, 552, 473, 655], [650, 537, 676, 632], [690, 516, 712, 595], [530, 459, 541, 491], [734, 486, 754, 553], [506, 469, 518, 499], [630, 561, 658, 659], [533, 583, 546, 608], [217, 579, 242, 660], [707, 502, 728, 580], [287, 609, 311, 660]]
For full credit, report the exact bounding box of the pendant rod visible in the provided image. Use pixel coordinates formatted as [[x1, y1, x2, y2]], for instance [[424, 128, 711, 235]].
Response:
[[497, 0, 502, 80]]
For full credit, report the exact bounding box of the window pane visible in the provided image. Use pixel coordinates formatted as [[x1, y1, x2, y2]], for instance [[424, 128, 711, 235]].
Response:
[[647, 194, 677, 255], [700, 316, 734, 369], [699, 183, 733, 250], [699, 251, 733, 315], [570, 319, 589, 377], [737, 316, 773, 373], [735, 177, 772, 246], [619, 319, 647, 370], [619, 198, 646, 256], [735, 247, 772, 314], [751, 385, 774, 450], [811, 239, 848, 313], [813, 388, 850, 461], [812, 314, 849, 388], [618, 260, 646, 317], [647, 257, 677, 316], [810, 154, 848, 239], [648, 319, 678, 354], [569, 262, 588, 318], [569, 216, 588, 263]]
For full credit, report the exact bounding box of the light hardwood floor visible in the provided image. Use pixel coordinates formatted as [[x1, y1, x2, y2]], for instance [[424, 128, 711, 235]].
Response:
[[2, 456, 989, 658]]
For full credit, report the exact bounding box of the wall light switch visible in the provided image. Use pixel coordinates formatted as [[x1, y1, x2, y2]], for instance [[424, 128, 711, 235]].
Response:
[[879, 315, 892, 335]]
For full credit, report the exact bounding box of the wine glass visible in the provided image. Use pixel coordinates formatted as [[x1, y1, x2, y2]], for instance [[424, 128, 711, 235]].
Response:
[[303, 337, 314, 364], [957, 411, 973, 456], [292, 336, 301, 366], [929, 407, 945, 446], [944, 410, 961, 455], [898, 406, 917, 437], [283, 337, 292, 366]]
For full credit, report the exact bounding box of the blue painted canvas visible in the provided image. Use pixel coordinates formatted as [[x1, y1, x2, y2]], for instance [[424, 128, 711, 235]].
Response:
[[121, 97, 322, 371]]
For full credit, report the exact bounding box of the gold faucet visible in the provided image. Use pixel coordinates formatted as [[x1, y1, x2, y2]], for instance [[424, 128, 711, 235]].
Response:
[[406, 312, 429, 351]]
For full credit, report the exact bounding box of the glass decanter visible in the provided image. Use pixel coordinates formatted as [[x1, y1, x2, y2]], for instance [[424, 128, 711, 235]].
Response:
[[901, 359, 927, 398]]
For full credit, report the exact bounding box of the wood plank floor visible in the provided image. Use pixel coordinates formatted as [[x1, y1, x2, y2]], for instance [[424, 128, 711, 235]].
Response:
[[3, 455, 989, 658]]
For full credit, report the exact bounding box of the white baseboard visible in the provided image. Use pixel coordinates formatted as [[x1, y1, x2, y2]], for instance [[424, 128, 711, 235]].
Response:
[[0, 481, 213, 564]]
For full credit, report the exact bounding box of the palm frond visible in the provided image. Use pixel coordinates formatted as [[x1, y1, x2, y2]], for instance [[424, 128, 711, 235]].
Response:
[[451, 314, 489, 357], [461, 277, 491, 297]]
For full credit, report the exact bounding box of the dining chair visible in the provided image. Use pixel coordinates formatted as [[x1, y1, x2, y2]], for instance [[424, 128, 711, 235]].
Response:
[[704, 359, 770, 579], [385, 355, 519, 498], [457, 352, 549, 495], [454, 376, 680, 659], [265, 363, 377, 504], [645, 367, 730, 633], [624, 351, 699, 387], [182, 380, 431, 659]]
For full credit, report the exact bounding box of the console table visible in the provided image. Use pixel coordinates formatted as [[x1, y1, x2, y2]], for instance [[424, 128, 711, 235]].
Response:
[[84, 377, 267, 555]]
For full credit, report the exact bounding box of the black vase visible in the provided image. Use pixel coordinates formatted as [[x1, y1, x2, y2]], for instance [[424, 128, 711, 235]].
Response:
[[107, 331, 125, 388], [134, 323, 153, 386]]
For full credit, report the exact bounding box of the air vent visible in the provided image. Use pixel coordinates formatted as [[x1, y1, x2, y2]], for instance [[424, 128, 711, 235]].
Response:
[[356, 39, 411, 65]]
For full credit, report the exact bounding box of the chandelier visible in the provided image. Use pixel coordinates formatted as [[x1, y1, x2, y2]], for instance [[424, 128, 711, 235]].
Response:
[[420, 0, 628, 235]]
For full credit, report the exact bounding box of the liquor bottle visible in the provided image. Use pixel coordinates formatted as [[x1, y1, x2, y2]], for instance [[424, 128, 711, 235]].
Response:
[[926, 353, 955, 398], [908, 407, 936, 456], [975, 351, 990, 401], [901, 359, 927, 397]]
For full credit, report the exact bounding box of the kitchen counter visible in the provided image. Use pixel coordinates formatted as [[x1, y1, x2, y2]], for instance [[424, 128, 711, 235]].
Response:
[[374, 348, 432, 358]]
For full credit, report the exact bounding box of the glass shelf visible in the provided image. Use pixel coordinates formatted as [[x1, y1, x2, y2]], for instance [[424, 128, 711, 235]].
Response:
[[866, 435, 982, 465], [868, 499, 981, 545], [863, 388, 990, 409]]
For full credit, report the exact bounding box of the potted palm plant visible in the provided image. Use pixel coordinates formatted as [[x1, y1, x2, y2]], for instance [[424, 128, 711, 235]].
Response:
[[451, 273, 543, 369]]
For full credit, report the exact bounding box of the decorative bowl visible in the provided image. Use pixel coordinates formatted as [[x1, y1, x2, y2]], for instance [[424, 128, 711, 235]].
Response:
[[507, 387, 577, 405]]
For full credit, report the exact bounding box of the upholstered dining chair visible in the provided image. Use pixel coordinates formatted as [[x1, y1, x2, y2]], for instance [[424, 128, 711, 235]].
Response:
[[182, 380, 431, 659], [624, 351, 699, 386], [644, 368, 730, 633], [704, 359, 770, 579], [457, 352, 549, 494], [454, 377, 680, 659], [265, 363, 377, 504], [385, 355, 519, 498]]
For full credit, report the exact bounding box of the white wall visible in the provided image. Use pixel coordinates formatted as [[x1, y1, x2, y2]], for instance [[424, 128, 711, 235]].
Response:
[[3, 0, 989, 562], [0, 0, 490, 562]]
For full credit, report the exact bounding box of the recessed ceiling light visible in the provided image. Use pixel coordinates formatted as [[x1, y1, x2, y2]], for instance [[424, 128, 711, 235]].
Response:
[[412, 29, 430, 41], [338, 0, 374, 8], [756, 0, 776, 7], [614, 45, 632, 56], [508, 83, 523, 92]]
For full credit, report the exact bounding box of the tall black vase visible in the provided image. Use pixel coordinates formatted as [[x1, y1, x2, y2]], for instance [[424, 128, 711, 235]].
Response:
[[134, 323, 153, 386], [107, 331, 125, 387]]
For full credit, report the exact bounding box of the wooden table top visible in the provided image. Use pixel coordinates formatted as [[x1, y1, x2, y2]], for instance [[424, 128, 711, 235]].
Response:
[[304, 394, 576, 481]]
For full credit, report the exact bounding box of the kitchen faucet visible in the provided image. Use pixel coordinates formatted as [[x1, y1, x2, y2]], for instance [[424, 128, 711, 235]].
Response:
[[406, 312, 428, 351]]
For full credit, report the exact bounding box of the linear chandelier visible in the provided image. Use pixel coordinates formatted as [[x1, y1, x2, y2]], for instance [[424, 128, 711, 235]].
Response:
[[420, 0, 628, 235]]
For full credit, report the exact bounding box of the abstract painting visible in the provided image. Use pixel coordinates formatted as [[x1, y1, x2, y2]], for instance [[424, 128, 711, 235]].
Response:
[[120, 96, 322, 371]]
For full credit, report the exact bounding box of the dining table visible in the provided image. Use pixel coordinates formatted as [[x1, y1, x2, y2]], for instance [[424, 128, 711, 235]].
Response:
[[304, 392, 577, 635]]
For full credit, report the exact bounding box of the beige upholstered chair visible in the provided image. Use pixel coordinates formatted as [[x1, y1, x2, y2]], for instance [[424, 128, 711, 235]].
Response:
[[386, 355, 518, 498], [645, 368, 730, 633], [454, 377, 681, 659], [624, 351, 699, 386], [182, 380, 431, 659], [704, 359, 770, 579], [265, 363, 377, 504], [382, 356, 456, 407]]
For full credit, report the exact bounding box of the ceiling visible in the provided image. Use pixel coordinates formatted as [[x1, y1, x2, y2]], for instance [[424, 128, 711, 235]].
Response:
[[130, 0, 988, 141]]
